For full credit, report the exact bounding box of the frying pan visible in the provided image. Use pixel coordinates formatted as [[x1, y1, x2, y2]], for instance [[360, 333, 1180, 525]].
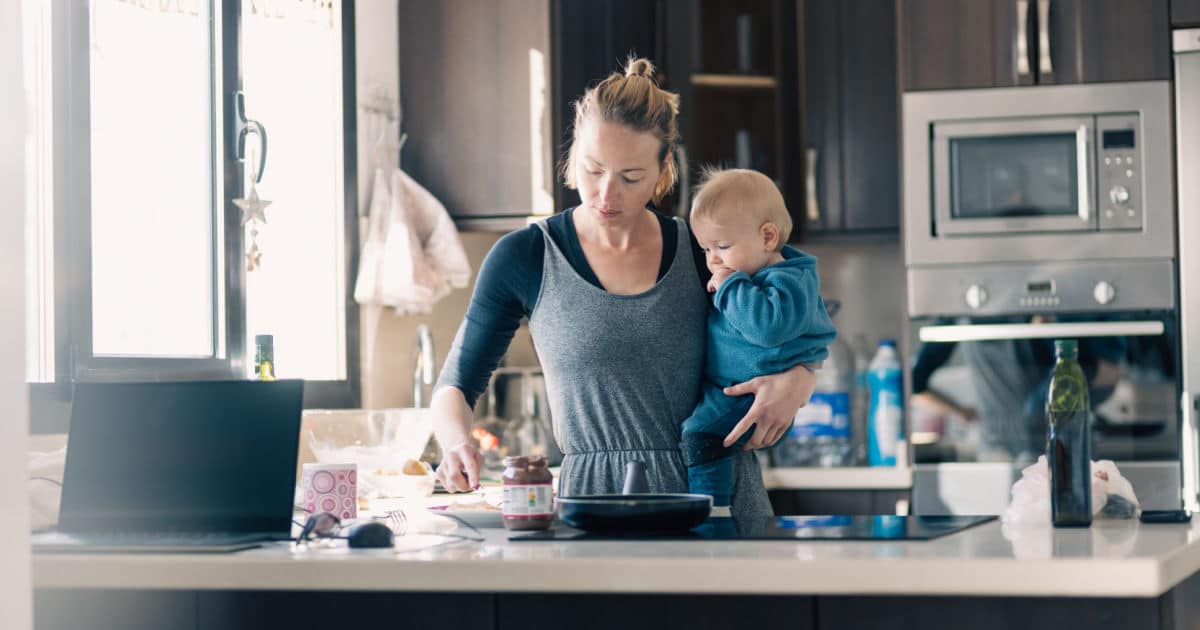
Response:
[[556, 461, 713, 532]]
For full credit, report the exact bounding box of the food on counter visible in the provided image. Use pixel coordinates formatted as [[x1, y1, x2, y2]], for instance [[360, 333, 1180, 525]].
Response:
[[501, 454, 554, 531]]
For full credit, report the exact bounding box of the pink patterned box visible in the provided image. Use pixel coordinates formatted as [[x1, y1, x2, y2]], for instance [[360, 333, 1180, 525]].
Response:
[[301, 462, 357, 520]]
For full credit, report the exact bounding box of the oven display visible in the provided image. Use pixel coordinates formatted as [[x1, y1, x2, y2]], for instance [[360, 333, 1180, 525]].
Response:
[[1026, 281, 1055, 294], [1103, 129, 1136, 149]]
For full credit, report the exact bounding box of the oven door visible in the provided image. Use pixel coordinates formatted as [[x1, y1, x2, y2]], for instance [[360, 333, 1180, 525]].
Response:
[[933, 116, 1096, 236], [908, 312, 1178, 465]]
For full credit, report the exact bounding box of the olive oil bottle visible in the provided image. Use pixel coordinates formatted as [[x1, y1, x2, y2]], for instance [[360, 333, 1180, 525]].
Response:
[[254, 334, 276, 381], [1046, 339, 1091, 527]]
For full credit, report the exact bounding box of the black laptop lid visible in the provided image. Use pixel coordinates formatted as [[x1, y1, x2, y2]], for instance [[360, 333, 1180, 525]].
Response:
[[58, 380, 304, 534]]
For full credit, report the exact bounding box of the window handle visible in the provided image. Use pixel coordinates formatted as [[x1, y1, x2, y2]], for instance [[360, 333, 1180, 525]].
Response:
[[232, 91, 268, 183]]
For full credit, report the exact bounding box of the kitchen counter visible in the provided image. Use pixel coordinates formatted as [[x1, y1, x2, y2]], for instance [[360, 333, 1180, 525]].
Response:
[[32, 518, 1200, 630], [30, 519, 1200, 597]]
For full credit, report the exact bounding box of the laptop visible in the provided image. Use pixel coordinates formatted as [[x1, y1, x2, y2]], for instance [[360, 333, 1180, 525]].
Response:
[[32, 380, 304, 553]]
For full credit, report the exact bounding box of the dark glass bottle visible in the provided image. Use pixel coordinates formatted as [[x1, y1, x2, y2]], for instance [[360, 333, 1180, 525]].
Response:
[[254, 334, 275, 381], [1046, 339, 1091, 527]]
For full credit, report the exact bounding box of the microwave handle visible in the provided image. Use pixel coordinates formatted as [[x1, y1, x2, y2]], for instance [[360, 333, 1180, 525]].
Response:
[[1037, 0, 1054, 80], [806, 147, 820, 222], [918, 321, 1165, 343], [1016, 0, 1031, 81], [1076, 124, 1090, 222]]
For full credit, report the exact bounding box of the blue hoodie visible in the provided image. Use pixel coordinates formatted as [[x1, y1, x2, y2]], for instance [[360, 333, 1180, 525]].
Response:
[[703, 245, 837, 389]]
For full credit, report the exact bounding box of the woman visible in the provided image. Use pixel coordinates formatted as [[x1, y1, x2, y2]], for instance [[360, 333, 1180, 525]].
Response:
[[432, 58, 816, 522]]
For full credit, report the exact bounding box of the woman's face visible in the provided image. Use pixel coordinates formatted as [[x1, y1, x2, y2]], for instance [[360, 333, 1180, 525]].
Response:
[[573, 120, 665, 223]]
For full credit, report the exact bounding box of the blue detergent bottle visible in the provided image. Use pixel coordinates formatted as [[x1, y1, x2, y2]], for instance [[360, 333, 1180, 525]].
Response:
[[867, 339, 904, 466]]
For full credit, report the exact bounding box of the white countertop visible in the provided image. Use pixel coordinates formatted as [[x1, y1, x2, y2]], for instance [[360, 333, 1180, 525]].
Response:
[[32, 518, 1200, 598]]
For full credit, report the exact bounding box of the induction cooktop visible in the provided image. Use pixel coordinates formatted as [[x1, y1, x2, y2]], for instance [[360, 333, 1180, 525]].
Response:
[[509, 515, 996, 541]]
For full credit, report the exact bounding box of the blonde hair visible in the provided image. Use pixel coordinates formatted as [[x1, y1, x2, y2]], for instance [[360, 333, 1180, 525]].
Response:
[[561, 57, 680, 205], [690, 168, 792, 249]]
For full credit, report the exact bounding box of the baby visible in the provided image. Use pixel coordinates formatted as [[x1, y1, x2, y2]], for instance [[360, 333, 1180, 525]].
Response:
[[682, 168, 837, 516]]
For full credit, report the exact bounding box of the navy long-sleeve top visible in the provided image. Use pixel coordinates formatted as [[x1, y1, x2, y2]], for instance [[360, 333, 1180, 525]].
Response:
[[436, 207, 709, 408]]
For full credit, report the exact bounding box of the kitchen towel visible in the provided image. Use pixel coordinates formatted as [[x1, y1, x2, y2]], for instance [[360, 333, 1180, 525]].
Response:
[[354, 167, 471, 314]]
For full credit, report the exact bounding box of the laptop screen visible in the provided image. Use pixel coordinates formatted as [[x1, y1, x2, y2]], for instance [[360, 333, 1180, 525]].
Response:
[[58, 380, 304, 534]]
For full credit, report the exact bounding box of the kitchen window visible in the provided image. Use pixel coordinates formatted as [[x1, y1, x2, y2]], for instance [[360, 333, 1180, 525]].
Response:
[[24, 0, 360, 431]]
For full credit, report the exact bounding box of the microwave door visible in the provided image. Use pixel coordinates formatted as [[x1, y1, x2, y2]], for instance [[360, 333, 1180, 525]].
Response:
[[932, 116, 1097, 236]]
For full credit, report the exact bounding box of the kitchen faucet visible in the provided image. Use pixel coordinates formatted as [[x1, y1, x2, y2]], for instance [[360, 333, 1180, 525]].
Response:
[[412, 324, 435, 408]]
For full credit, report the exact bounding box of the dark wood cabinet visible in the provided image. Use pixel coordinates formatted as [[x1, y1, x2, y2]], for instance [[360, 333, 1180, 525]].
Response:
[[900, 0, 1170, 92], [802, 0, 900, 236], [551, 0, 659, 213], [663, 0, 802, 224], [398, 0, 554, 224], [1177, 0, 1200, 27]]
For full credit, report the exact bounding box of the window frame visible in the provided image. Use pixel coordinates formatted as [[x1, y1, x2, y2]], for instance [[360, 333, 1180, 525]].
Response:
[[29, 0, 361, 433]]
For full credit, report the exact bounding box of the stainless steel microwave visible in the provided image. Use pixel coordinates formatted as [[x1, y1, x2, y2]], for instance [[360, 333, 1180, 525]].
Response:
[[903, 82, 1174, 267]]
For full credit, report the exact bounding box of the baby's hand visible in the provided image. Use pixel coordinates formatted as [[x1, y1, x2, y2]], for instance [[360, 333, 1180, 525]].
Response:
[[707, 268, 733, 293]]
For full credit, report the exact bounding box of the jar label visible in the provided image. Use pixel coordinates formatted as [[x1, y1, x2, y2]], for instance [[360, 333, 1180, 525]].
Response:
[[502, 483, 554, 518]]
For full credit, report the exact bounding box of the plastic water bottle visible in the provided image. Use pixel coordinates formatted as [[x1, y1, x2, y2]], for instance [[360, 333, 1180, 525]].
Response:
[[774, 326, 853, 468], [867, 340, 904, 466]]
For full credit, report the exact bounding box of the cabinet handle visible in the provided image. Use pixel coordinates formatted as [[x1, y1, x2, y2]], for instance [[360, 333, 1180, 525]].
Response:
[[1076, 124, 1089, 222], [1182, 390, 1200, 512], [675, 143, 690, 218], [1037, 0, 1054, 77], [1016, 0, 1031, 80], [805, 147, 820, 222]]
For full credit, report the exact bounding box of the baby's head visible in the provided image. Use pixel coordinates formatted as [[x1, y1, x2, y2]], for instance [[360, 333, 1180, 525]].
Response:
[[689, 168, 792, 277]]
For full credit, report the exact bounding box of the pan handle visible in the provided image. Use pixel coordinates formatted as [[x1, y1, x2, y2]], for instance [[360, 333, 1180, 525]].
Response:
[[623, 461, 649, 494]]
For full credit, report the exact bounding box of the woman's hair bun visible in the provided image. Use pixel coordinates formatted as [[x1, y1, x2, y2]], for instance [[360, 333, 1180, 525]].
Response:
[[624, 57, 656, 80]]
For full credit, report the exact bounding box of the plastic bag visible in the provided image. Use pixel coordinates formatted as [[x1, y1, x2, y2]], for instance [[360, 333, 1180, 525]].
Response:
[[1000, 455, 1140, 524]]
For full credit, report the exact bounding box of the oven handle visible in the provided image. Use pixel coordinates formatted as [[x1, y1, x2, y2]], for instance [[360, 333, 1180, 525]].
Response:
[[918, 320, 1164, 343], [1016, 0, 1031, 80], [1077, 124, 1090, 222]]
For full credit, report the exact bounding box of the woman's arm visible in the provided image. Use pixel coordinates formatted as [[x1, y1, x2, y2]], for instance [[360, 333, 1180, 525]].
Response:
[[721, 362, 818, 449], [432, 385, 484, 491], [431, 227, 541, 491]]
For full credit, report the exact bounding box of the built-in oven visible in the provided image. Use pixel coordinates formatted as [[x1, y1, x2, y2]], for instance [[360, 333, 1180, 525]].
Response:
[[905, 260, 1182, 515], [903, 81, 1174, 267]]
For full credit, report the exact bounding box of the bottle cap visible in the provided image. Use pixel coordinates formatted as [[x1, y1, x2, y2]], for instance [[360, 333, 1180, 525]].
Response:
[[1054, 339, 1078, 356], [255, 334, 274, 348], [880, 339, 897, 348]]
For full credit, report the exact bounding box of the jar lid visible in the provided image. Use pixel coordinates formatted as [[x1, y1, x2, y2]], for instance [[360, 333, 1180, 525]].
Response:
[[503, 455, 529, 468]]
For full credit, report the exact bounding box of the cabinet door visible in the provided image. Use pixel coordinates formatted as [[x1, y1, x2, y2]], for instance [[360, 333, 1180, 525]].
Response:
[[552, 0, 658, 213], [1042, 0, 1170, 85], [1177, 0, 1200, 28], [899, 0, 1025, 91], [803, 0, 899, 235], [839, 0, 899, 231], [398, 0, 553, 219], [801, 0, 842, 234]]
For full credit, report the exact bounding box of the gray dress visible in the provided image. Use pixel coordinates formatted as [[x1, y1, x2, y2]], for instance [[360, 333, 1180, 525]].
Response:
[[527, 216, 774, 523]]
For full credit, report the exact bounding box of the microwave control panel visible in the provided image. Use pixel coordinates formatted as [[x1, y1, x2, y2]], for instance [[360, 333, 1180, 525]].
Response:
[[1096, 114, 1142, 231]]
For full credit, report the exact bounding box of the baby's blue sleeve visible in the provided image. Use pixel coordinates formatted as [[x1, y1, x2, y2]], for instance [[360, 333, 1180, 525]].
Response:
[[712, 268, 820, 347]]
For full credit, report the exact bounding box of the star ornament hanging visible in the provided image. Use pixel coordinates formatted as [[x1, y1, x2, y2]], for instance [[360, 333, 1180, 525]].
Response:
[[245, 241, 263, 272], [234, 185, 272, 226]]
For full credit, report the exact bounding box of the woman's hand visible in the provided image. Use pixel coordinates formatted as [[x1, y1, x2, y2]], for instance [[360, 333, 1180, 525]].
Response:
[[722, 363, 818, 450], [431, 386, 483, 492], [436, 441, 483, 492]]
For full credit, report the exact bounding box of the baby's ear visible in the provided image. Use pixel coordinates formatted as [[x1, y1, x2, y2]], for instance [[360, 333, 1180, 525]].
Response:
[[760, 222, 781, 251]]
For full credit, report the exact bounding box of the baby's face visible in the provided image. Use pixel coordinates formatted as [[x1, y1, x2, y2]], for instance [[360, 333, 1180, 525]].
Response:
[[692, 215, 776, 277]]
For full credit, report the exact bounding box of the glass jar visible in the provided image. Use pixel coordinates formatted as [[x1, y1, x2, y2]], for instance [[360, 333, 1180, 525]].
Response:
[[501, 455, 554, 531]]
